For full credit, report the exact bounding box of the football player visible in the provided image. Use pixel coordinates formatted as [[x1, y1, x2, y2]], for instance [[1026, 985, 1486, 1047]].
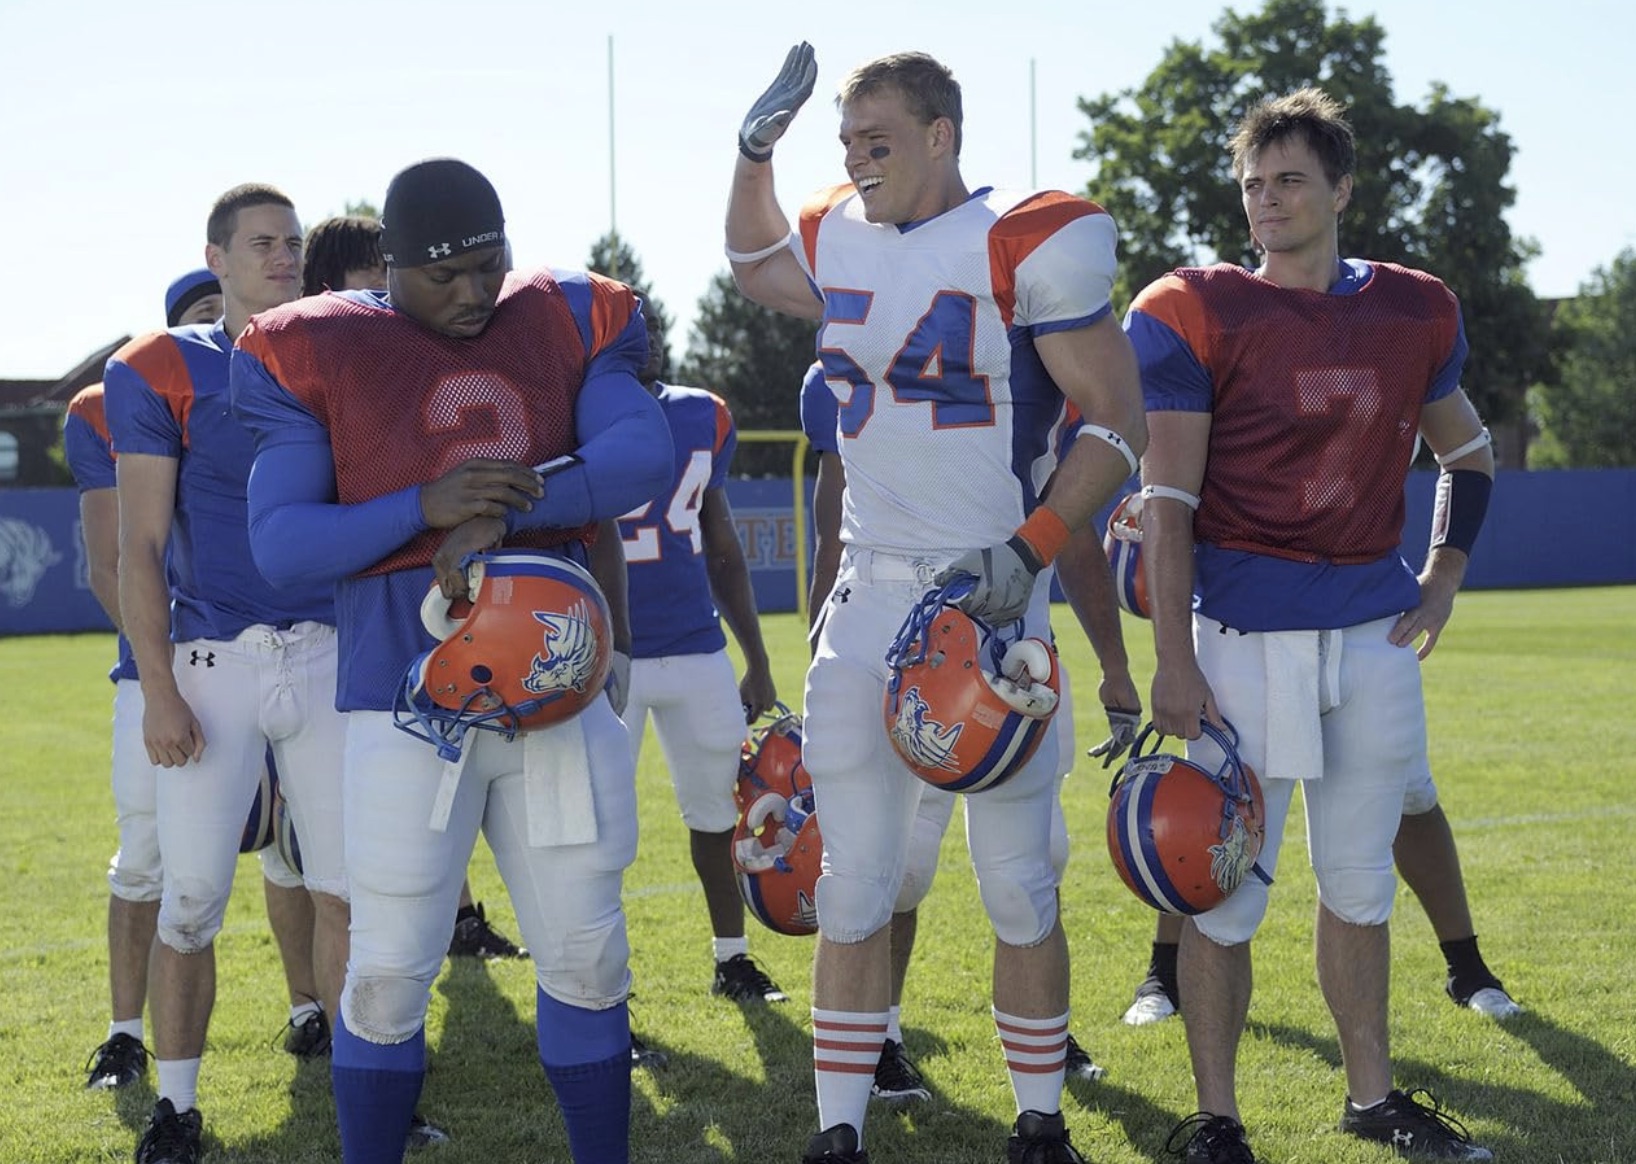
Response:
[[72, 271, 330, 1091], [230, 158, 671, 1164], [728, 47, 1146, 1164], [106, 189, 354, 1164], [616, 298, 787, 1003], [1131, 89, 1494, 1162], [800, 364, 1124, 1101], [299, 212, 530, 965]]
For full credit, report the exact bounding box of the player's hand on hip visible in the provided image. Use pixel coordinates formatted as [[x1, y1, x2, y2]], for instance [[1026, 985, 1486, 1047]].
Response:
[[935, 537, 1042, 626], [432, 516, 508, 599], [1391, 569, 1458, 660], [1149, 659, 1220, 741], [1088, 706, 1143, 768], [739, 42, 817, 162], [142, 688, 206, 768], [419, 458, 543, 529], [739, 663, 778, 724]]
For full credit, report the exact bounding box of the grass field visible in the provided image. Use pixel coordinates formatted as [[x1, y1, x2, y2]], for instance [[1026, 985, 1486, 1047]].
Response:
[[2, 588, 1633, 1163]]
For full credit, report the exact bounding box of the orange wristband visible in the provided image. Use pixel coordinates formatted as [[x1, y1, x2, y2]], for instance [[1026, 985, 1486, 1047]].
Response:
[[1014, 506, 1072, 567]]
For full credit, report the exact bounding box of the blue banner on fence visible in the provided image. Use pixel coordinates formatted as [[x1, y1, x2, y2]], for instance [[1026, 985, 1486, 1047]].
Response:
[[4, 470, 1635, 636]]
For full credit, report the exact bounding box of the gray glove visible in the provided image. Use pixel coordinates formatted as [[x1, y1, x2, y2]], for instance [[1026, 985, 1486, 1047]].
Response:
[[739, 42, 818, 162], [605, 650, 632, 718], [934, 536, 1041, 626], [1088, 707, 1142, 768]]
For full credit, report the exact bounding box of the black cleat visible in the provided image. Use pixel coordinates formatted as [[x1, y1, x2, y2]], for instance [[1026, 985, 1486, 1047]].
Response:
[[406, 1111, 450, 1151], [801, 1123, 868, 1163], [84, 1032, 148, 1090], [630, 1032, 669, 1070], [448, 902, 528, 959], [870, 1038, 930, 1102], [1007, 1109, 1085, 1163], [1340, 1089, 1493, 1160], [1064, 1033, 1106, 1081], [134, 1098, 203, 1164], [712, 952, 788, 1002], [281, 1008, 331, 1059], [1165, 1113, 1257, 1163]]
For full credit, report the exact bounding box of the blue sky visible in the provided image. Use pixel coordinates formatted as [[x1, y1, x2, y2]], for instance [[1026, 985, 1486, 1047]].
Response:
[[1, 0, 1631, 377]]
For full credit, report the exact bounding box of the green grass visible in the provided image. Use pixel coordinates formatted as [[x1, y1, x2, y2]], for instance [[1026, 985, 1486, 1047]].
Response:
[[2, 588, 1633, 1162]]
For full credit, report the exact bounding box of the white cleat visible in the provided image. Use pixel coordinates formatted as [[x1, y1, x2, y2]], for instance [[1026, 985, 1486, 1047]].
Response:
[[1464, 986, 1523, 1019], [1122, 990, 1178, 1026]]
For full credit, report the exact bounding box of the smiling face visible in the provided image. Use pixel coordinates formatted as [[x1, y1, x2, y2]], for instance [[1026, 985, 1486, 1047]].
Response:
[[207, 202, 303, 319], [1238, 134, 1352, 261], [388, 245, 509, 338], [838, 87, 957, 225]]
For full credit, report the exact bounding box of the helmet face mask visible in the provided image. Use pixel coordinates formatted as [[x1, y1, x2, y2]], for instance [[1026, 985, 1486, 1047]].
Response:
[[1104, 492, 1150, 619], [1106, 718, 1267, 914], [394, 552, 612, 761], [732, 704, 821, 935], [883, 580, 1061, 794]]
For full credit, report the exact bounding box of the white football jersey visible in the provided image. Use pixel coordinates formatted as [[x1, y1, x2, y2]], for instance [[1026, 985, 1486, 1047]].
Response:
[[794, 184, 1118, 555]]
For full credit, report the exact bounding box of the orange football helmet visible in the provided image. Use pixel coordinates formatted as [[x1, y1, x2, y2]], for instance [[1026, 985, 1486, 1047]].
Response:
[[883, 579, 1060, 794], [395, 551, 612, 761], [1106, 719, 1268, 914], [1104, 492, 1150, 619], [732, 704, 822, 936]]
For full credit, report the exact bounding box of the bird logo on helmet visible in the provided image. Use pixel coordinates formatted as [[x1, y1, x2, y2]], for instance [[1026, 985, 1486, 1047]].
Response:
[[732, 703, 822, 936], [882, 577, 1060, 794], [394, 551, 612, 761], [1104, 492, 1150, 619], [1105, 718, 1269, 915]]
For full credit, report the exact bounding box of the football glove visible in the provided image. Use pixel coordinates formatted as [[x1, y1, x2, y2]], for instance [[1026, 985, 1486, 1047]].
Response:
[[934, 535, 1042, 626], [606, 650, 632, 717], [1088, 706, 1142, 768], [739, 42, 817, 162]]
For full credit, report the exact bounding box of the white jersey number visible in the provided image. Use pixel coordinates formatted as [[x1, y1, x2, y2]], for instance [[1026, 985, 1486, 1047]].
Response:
[[619, 450, 712, 563]]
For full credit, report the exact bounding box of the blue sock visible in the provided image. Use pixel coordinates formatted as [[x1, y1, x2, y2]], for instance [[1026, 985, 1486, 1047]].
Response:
[[331, 1009, 426, 1164], [537, 987, 631, 1164]]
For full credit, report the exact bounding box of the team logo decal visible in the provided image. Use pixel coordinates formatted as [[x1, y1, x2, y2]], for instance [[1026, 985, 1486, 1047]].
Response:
[[0, 517, 62, 608], [793, 889, 818, 931], [524, 600, 602, 695], [888, 686, 963, 774], [1209, 814, 1257, 895]]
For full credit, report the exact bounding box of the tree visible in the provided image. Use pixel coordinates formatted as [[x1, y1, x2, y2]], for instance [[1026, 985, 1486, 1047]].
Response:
[[1074, 0, 1551, 439], [585, 232, 674, 378], [678, 271, 818, 477], [1527, 251, 1636, 467]]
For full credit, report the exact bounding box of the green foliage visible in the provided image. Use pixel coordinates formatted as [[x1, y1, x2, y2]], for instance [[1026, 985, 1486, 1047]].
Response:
[[4, 589, 1634, 1161], [677, 271, 818, 477], [587, 232, 675, 380], [1075, 0, 1551, 425], [1528, 251, 1636, 467], [342, 198, 380, 220]]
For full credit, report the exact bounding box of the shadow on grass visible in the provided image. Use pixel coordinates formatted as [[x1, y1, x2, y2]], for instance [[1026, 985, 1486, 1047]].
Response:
[[1254, 1007, 1635, 1162]]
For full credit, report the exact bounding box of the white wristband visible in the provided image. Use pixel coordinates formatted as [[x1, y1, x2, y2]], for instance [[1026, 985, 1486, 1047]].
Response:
[[1141, 483, 1201, 510], [1079, 423, 1140, 478], [725, 234, 795, 265], [1434, 426, 1492, 468]]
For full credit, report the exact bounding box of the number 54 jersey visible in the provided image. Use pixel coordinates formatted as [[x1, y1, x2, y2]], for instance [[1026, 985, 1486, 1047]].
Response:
[[794, 184, 1118, 556]]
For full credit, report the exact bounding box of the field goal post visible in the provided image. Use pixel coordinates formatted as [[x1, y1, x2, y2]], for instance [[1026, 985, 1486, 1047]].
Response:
[[735, 429, 812, 624]]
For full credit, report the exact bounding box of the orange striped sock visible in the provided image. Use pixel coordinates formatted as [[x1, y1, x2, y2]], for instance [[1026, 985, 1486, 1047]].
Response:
[[812, 1008, 887, 1137], [993, 1008, 1068, 1116]]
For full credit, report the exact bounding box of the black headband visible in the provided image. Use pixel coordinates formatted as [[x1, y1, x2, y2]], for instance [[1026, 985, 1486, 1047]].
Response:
[[379, 158, 506, 268]]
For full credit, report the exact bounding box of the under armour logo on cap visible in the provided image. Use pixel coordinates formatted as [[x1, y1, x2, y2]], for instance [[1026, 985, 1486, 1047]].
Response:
[[428, 242, 452, 259]]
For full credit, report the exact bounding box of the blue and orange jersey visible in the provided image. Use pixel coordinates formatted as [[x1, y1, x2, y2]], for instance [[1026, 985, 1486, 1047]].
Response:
[[619, 383, 735, 659], [64, 384, 136, 683], [1125, 259, 1468, 631], [232, 267, 651, 711], [102, 326, 334, 642]]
